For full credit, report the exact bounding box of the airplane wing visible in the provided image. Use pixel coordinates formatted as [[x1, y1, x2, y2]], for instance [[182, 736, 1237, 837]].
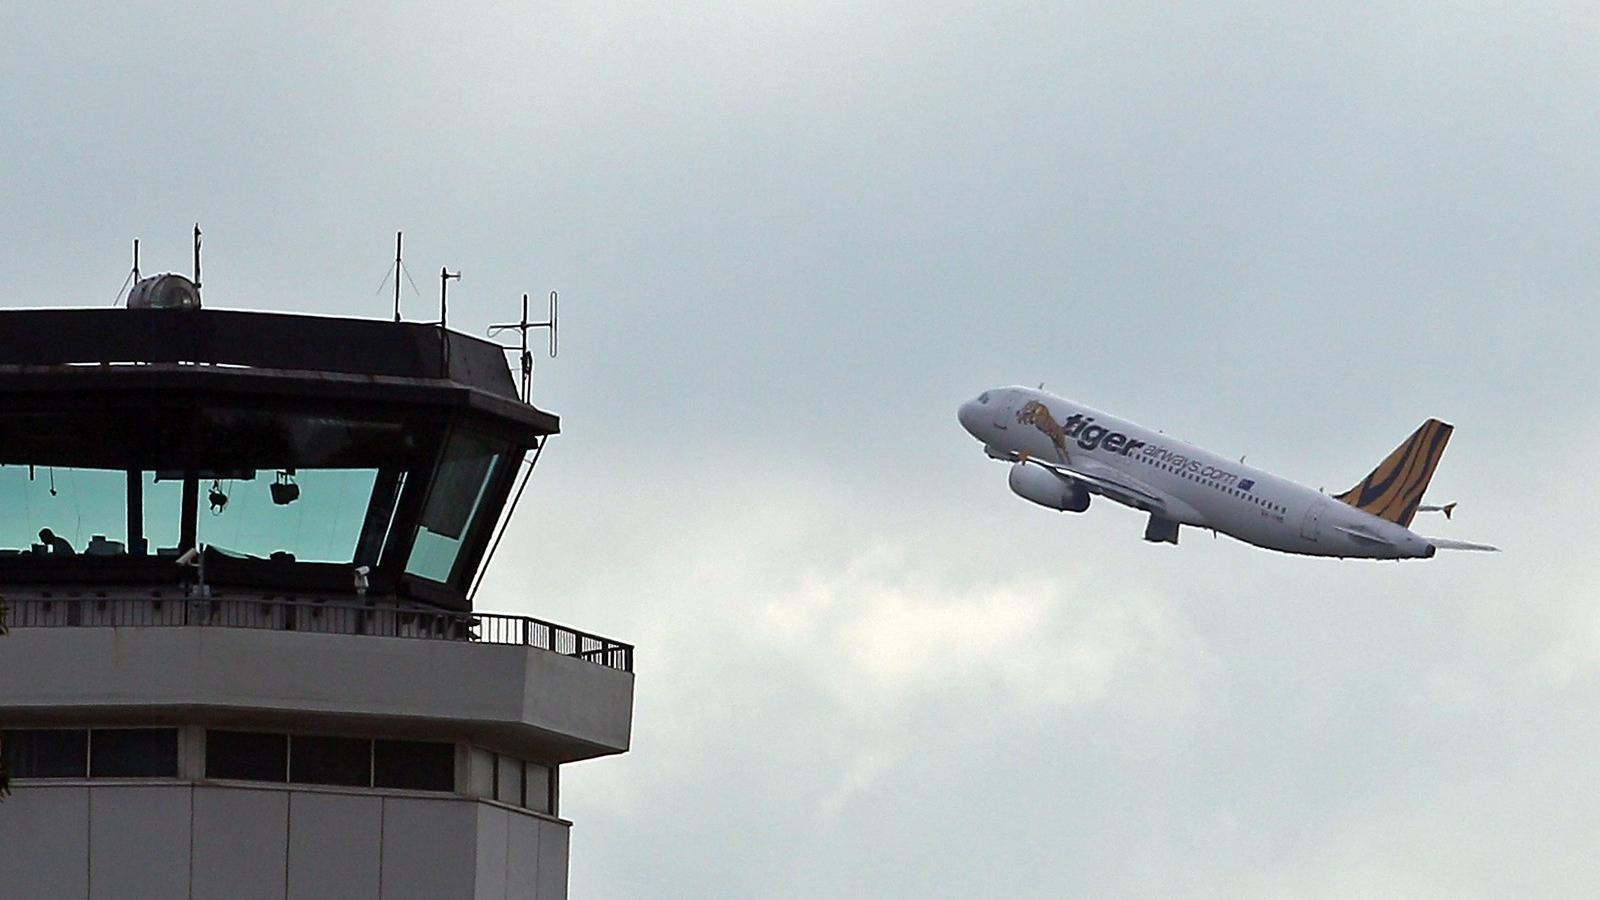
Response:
[[1026, 456, 1174, 515]]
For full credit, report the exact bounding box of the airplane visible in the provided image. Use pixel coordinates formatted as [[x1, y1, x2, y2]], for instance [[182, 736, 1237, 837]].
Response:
[[957, 386, 1498, 559]]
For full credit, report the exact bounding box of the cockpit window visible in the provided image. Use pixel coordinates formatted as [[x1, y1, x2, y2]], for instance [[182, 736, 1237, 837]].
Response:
[[978, 392, 990, 404]]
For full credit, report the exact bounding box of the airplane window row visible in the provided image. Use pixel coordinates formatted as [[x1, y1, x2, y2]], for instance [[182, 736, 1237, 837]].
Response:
[[1136, 456, 1284, 513]]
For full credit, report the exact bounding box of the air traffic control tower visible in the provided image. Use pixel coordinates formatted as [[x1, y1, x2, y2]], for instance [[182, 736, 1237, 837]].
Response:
[[0, 278, 634, 899]]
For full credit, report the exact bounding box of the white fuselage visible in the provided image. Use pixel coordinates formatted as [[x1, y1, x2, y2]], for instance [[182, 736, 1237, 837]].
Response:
[[959, 387, 1437, 559]]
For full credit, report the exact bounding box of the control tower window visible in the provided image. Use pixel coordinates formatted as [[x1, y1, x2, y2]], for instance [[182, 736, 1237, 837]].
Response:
[[0, 408, 416, 564], [141, 473, 185, 556], [197, 468, 381, 564], [406, 430, 508, 584], [0, 402, 528, 604], [0, 467, 130, 558], [185, 409, 412, 565]]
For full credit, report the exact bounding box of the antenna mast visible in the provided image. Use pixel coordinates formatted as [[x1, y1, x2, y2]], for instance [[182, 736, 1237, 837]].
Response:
[[393, 232, 404, 322], [376, 230, 421, 319], [192, 224, 202, 289], [438, 267, 460, 378], [112, 238, 144, 306], [489, 290, 559, 403]]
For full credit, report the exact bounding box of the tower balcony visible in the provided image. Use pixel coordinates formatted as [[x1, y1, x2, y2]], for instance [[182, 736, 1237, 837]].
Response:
[[0, 594, 633, 763]]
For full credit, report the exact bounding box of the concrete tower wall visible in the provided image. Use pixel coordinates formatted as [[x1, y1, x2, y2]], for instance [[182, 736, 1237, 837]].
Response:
[[0, 783, 570, 900], [0, 612, 632, 900]]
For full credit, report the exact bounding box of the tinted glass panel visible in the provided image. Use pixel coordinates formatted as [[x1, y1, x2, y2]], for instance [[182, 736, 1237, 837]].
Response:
[[290, 735, 370, 787], [198, 468, 379, 563], [90, 728, 178, 777], [0, 467, 126, 558], [407, 431, 506, 583], [207, 730, 288, 782], [3, 729, 88, 778], [0, 408, 423, 567], [141, 472, 185, 556], [373, 740, 455, 792]]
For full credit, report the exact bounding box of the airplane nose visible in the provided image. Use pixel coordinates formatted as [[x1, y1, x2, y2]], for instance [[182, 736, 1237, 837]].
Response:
[[957, 399, 982, 436], [953, 397, 979, 435]]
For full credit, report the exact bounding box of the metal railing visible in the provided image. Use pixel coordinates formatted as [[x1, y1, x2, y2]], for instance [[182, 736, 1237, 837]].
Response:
[[0, 596, 632, 672]]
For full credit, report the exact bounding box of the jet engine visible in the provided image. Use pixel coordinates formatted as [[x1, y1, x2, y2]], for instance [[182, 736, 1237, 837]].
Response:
[[1008, 463, 1090, 512]]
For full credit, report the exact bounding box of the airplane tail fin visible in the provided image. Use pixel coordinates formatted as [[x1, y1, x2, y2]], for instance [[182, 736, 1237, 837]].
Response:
[[1333, 419, 1453, 528]]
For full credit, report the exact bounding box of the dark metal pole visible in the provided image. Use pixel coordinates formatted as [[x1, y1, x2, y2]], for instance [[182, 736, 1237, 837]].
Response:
[[468, 438, 546, 603], [520, 292, 531, 402], [393, 232, 403, 322], [438, 268, 459, 378]]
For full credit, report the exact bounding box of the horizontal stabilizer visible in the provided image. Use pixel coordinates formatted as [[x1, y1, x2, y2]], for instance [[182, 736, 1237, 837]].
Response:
[[1418, 502, 1457, 519], [1426, 537, 1499, 552]]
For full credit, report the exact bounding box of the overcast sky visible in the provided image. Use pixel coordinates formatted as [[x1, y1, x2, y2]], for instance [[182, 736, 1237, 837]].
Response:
[[5, 3, 1600, 897]]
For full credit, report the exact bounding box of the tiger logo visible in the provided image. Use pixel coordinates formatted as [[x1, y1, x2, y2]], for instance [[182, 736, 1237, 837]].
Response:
[[1017, 400, 1071, 461]]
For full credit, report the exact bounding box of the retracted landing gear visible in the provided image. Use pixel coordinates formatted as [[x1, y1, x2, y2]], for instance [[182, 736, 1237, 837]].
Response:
[[1143, 514, 1179, 545]]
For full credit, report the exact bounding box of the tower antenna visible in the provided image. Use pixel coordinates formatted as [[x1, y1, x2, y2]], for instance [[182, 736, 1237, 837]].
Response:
[[489, 290, 558, 402], [375, 230, 420, 318], [393, 232, 403, 321], [192, 224, 202, 289], [438, 267, 460, 378], [112, 238, 142, 306]]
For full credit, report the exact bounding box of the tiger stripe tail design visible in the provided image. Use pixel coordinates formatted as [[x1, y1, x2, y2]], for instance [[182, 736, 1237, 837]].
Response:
[[1332, 419, 1453, 528]]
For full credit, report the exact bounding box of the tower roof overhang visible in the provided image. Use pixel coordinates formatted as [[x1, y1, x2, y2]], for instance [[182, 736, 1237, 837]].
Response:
[[0, 307, 557, 437], [0, 308, 559, 611]]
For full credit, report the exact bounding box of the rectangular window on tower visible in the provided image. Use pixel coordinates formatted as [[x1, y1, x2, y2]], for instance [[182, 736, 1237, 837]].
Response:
[[206, 730, 289, 782], [290, 735, 371, 787], [2, 729, 89, 778], [373, 739, 455, 792], [89, 728, 178, 777]]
